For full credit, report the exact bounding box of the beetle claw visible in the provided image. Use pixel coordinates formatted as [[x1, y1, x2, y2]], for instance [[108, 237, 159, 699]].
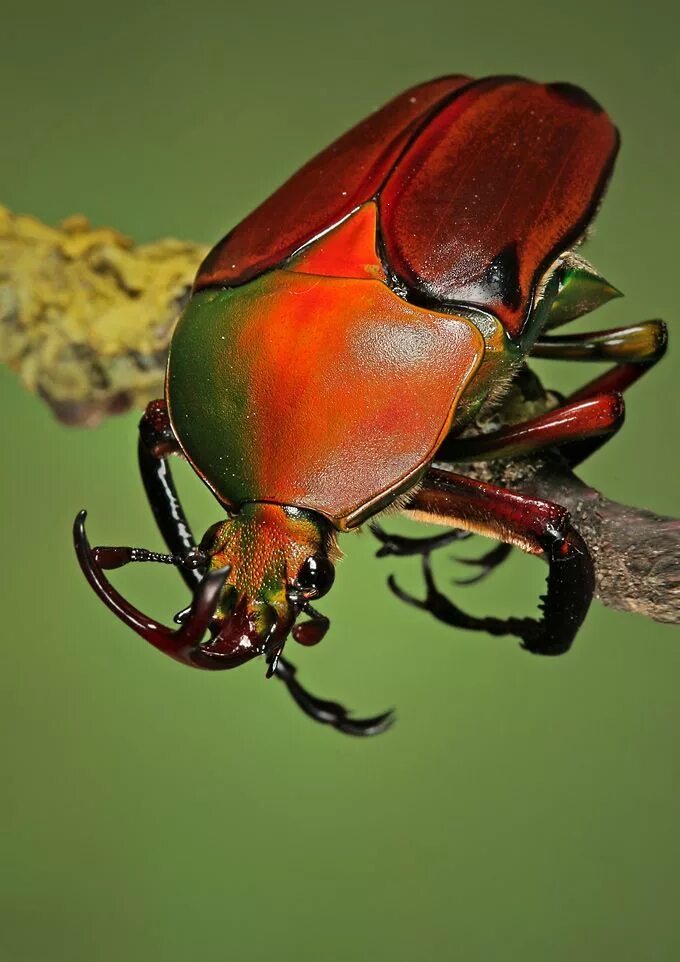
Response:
[[389, 554, 541, 643], [371, 523, 471, 558], [273, 656, 394, 736]]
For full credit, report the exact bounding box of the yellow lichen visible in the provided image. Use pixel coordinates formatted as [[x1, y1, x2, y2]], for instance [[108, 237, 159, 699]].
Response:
[[0, 204, 207, 425]]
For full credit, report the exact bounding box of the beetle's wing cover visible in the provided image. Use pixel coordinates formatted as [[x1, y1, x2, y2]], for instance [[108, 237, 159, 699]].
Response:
[[379, 78, 619, 336], [194, 75, 472, 291]]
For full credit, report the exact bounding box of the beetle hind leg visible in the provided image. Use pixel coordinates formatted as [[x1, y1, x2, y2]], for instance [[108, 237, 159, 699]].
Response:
[[531, 319, 667, 366], [532, 320, 667, 465]]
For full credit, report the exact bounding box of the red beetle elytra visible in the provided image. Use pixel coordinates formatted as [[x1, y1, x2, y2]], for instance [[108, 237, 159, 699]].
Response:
[[75, 75, 666, 734]]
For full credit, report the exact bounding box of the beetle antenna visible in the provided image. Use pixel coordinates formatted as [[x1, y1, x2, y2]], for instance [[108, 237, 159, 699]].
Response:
[[92, 544, 208, 572]]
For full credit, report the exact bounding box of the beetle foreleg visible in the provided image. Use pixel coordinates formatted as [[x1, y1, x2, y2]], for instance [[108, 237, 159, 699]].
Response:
[[76, 507, 387, 730], [395, 468, 594, 655], [138, 399, 200, 591], [273, 657, 394, 736]]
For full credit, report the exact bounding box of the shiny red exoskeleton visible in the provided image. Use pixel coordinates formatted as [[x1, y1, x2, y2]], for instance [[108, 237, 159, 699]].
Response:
[[75, 76, 667, 734]]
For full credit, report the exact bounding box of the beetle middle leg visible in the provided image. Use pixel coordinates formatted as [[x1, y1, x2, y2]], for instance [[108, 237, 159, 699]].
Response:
[[439, 392, 626, 464], [370, 506, 513, 591], [531, 319, 667, 465], [390, 467, 595, 656], [371, 520, 511, 586], [370, 522, 471, 558], [452, 541, 513, 585], [436, 319, 667, 469], [429, 391, 624, 583]]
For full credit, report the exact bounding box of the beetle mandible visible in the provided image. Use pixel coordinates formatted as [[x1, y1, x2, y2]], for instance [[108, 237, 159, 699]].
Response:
[[74, 75, 667, 734]]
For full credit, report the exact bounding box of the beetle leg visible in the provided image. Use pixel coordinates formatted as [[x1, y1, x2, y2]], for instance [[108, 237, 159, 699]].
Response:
[[393, 467, 594, 655], [370, 522, 471, 558], [390, 554, 540, 638], [134, 400, 389, 726], [138, 399, 201, 591], [531, 319, 667, 364], [79, 518, 388, 725], [535, 320, 667, 466], [438, 392, 624, 464], [439, 321, 666, 468], [453, 541, 513, 585], [438, 321, 666, 467], [371, 520, 509, 586], [561, 323, 667, 404], [274, 657, 394, 736]]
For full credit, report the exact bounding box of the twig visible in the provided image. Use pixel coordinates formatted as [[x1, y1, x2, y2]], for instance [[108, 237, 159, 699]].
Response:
[[449, 449, 679, 625]]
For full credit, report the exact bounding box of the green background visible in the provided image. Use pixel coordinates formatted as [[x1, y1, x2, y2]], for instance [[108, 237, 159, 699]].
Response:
[[1, 2, 678, 960]]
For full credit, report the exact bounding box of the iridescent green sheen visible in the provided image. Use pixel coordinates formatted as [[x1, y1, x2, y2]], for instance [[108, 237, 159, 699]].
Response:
[[167, 285, 261, 507], [546, 260, 622, 329], [166, 264, 486, 527]]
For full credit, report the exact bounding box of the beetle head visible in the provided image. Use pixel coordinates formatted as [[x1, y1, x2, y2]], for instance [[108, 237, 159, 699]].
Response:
[[74, 504, 395, 734], [74, 502, 338, 674], [195, 503, 338, 672]]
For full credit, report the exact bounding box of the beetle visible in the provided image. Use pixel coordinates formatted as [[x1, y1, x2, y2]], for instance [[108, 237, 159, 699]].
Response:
[[74, 75, 667, 735]]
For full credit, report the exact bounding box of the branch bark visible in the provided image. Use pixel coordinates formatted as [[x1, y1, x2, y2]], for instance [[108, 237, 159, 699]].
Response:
[[448, 449, 680, 625], [524, 462, 679, 623], [1, 204, 677, 623]]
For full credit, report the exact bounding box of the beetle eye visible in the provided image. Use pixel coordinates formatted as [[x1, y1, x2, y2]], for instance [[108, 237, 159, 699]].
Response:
[[296, 555, 335, 599]]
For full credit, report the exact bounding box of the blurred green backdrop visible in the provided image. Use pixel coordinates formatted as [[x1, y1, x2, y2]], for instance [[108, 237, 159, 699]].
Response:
[[1, 1, 678, 960]]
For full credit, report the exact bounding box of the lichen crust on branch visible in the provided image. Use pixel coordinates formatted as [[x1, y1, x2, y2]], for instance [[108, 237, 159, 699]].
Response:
[[0, 204, 207, 425]]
